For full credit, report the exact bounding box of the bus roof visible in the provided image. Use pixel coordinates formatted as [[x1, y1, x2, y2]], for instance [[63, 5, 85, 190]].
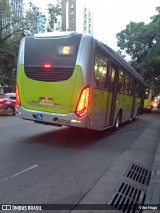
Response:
[[33, 31, 80, 38]]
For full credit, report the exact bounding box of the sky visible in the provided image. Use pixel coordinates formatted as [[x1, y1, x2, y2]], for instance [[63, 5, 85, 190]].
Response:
[[26, 0, 160, 51]]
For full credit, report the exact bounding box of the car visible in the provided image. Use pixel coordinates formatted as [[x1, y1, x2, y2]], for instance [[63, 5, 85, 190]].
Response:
[[151, 97, 160, 109], [0, 93, 16, 116]]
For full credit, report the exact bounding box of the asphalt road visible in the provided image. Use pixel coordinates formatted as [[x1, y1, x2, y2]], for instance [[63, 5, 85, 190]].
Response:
[[0, 112, 159, 212]]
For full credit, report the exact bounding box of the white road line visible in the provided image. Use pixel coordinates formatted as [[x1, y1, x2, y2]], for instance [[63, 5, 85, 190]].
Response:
[[0, 165, 38, 184]]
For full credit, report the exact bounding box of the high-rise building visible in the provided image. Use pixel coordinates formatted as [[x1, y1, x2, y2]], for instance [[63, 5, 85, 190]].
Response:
[[10, 0, 23, 16], [61, 0, 93, 34], [1, 0, 23, 38]]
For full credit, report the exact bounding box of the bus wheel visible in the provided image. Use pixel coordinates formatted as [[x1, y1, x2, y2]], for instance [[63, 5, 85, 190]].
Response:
[[113, 113, 121, 131]]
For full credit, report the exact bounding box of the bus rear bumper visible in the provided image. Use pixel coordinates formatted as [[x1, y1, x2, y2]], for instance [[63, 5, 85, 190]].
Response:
[[143, 106, 152, 112], [16, 106, 89, 128]]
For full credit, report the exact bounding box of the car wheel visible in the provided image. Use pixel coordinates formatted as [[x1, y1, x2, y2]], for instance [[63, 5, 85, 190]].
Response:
[[5, 106, 15, 116]]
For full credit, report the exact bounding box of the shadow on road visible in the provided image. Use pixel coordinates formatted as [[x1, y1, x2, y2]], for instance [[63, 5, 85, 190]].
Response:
[[19, 117, 145, 149], [21, 126, 114, 149]]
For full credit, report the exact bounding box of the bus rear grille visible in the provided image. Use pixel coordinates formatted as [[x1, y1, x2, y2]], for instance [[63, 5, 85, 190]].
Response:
[[24, 67, 74, 82]]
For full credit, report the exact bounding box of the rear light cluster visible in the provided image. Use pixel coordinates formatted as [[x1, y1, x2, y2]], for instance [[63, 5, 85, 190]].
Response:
[[44, 64, 52, 69], [75, 86, 90, 117], [16, 83, 21, 108], [0, 99, 5, 104]]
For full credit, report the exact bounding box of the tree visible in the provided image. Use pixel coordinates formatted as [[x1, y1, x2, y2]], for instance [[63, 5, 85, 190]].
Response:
[[147, 7, 160, 64], [25, 1, 47, 34], [0, 33, 22, 90], [116, 7, 160, 94], [0, 0, 62, 91], [0, 1, 48, 91], [47, 1, 62, 32], [0, 0, 47, 44], [0, 0, 24, 44]]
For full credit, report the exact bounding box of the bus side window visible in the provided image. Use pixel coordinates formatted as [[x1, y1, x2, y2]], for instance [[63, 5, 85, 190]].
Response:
[[108, 66, 115, 91], [135, 83, 142, 98], [129, 77, 133, 95], [118, 70, 125, 93], [151, 91, 155, 100], [144, 89, 149, 99], [124, 74, 129, 95], [94, 49, 108, 89]]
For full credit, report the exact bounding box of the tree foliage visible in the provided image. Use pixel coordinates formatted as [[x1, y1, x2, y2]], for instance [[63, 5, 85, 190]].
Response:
[[0, 0, 47, 45], [0, 0, 62, 91], [47, 1, 62, 32], [25, 1, 47, 35], [0, 34, 21, 89], [116, 7, 160, 94]]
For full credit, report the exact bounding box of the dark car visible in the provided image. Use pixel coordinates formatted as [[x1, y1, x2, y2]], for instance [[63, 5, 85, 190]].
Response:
[[0, 93, 16, 116]]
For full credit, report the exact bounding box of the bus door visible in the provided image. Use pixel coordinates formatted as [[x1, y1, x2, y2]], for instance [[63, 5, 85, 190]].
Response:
[[132, 82, 142, 116], [105, 64, 118, 127], [92, 48, 117, 130]]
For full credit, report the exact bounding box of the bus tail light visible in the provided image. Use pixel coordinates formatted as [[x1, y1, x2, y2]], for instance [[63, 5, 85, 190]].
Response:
[[75, 86, 90, 117], [16, 83, 21, 108], [44, 63, 52, 69]]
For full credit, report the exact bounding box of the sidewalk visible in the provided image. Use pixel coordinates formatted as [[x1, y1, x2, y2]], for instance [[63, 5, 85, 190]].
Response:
[[70, 112, 160, 213], [145, 111, 160, 212]]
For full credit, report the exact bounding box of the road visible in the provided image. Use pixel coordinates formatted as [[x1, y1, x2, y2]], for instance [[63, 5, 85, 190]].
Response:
[[0, 112, 160, 212]]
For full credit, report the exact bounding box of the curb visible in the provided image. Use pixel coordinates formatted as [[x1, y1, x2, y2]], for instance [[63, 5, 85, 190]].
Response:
[[145, 114, 160, 212]]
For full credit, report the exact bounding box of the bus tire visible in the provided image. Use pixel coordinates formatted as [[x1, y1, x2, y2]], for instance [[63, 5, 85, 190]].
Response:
[[113, 112, 121, 131]]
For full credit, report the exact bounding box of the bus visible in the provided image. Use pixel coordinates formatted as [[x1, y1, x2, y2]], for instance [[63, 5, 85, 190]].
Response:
[[16, 32, 144, 131], [152, 97, 160, 108], [143, 89, 154, 111]]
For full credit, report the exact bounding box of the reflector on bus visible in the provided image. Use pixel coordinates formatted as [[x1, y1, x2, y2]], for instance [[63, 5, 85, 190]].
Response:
[[44, 64, 52, 69], [16, 83, 21, 108]]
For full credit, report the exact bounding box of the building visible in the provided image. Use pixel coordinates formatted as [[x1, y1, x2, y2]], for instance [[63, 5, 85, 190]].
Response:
[[0, 0, 23, 38], [61, 0, 93, 34], [10, 0, 23, 16], [10, 0, 23, 33]]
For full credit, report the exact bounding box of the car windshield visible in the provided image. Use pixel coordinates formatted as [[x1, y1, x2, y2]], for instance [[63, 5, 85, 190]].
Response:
[[0, 94, 15, 99]]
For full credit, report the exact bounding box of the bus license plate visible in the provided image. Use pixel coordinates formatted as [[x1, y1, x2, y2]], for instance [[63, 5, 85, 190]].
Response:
[[37, 113, 43, 121], [40, 97, 53, 104]]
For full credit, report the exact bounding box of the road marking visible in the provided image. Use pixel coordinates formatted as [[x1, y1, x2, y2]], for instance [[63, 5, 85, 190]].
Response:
[[0, 165, 38, 184]]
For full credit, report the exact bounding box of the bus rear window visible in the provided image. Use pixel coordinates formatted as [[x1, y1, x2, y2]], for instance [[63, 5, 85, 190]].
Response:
[[24, 34, 81, 68]]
